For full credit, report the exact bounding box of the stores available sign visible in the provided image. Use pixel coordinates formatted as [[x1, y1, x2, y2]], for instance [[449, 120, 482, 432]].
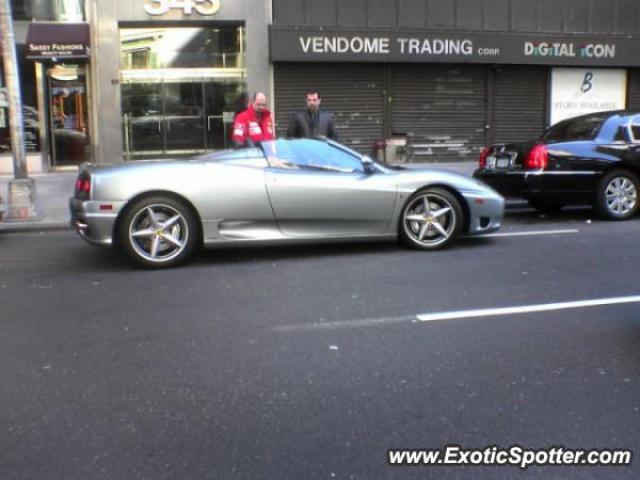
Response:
[[550, 68, 626, 125], [270, 27, 640, 67], [143, 0, 220, 16]]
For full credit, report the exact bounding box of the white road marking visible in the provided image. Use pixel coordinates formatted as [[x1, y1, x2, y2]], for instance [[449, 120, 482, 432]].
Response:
[[417, 295, 640, 322], [272, 315, 415, 333], [481, 228, 579, 238], [273, 294, 640, 333]]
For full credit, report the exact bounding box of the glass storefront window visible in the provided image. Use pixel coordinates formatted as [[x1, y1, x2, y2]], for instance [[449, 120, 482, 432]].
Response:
[[0, 46, 41, 154], [119, 26, 247, 160], [54, 0, 85, 22], [10, 0, 85, 22], [121, 26, 244, 70]]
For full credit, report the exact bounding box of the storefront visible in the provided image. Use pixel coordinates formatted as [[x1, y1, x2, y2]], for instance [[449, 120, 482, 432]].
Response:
[[7, 1, 640, 169], [25, 22, 91, 168], [270, 0, 640, 162], [0, 0, 89, 173], [91, 0, 271, 164]]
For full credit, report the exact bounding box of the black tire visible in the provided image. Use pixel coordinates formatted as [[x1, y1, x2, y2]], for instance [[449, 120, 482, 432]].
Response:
[[117, 195, 199, 268], [527, 199, 565, 215], [595, 170, 640, 220], [399, 187, 463, 250]]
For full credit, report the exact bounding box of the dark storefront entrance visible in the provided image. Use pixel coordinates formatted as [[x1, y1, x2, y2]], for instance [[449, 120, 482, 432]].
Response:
[[119, 25, 246, 160], [121, 76, 243, 159], [47, 65, 89, 167], [26, 22, 91, 168]]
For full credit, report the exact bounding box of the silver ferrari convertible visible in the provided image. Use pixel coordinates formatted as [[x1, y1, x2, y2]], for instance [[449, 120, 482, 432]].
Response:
[[70, 139, 504, 268]]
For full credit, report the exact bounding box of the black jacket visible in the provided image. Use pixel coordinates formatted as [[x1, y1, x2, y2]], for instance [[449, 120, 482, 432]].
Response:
[[286, 109, 338, 140]]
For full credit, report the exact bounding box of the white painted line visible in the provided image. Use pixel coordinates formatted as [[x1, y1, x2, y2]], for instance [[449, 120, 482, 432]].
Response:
[[273, 294, 640, 333], [272, 315, 415, 333], [417, 295, 640, 322], [482, 229, 579, 238]]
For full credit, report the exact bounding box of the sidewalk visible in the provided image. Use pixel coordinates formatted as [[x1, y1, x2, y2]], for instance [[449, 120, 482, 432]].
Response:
[[0, 171, 77, 233], [0, 161, 480, 233]]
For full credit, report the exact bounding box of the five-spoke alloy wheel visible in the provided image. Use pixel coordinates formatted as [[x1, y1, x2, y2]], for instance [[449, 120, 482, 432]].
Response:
[[118, 196, 198, 268], [596, 170, 640, 220], [400, 187, 463, 250]]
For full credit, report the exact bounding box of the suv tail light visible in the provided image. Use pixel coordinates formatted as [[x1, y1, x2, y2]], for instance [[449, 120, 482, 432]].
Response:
[[75, 174, 91, 198], [524, 144, 548, 170], [479, 146, 491, 168]]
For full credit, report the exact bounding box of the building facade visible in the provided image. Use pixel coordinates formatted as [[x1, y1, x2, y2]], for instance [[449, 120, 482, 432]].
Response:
[[1, 0, 270, 172], [271, 0, 640, 162], [1, 0, 89, 172], [92, 0, 270, 164], [2, 0, 640, 172]]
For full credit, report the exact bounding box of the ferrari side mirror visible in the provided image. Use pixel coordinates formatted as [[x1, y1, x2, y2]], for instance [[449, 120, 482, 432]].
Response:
[[362, 156, 375, 174]]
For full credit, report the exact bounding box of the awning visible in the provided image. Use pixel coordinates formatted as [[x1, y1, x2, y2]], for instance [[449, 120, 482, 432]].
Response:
[[26, 23, 90, 60]]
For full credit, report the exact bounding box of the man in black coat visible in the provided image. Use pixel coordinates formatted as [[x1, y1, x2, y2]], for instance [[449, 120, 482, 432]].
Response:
[[286, 90, 338, 140]]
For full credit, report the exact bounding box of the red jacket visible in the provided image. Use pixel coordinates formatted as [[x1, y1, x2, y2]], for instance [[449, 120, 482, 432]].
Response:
[[231, 105, 275, 146]]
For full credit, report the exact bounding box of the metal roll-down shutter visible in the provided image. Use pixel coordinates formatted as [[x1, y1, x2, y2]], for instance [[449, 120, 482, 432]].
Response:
[[627, 69, 640, 111], [491, 65, 548, 144], [274, 63, 385, 155], [390, 64, 488, 162]]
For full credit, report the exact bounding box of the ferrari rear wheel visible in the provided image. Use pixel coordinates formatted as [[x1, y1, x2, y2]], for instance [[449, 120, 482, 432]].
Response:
[[595, 170, 639, 220], [118, 196, 198, 268], [400, 188, 462, 250]]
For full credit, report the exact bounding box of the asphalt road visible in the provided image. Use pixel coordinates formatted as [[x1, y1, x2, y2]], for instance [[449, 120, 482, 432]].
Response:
[[1, 207, 639, 479]]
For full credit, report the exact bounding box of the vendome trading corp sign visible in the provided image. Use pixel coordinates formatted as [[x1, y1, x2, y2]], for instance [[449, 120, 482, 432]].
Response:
[[270, 27, 639, 67]]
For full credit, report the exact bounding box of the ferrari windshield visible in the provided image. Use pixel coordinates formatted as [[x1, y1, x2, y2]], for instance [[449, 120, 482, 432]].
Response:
[[261, 139, 364, 173]]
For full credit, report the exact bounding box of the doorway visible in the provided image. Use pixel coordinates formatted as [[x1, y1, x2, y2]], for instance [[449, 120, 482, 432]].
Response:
[[121, 76, 245, 160], [119, 24, 246, 161], [47, 65, 89, 167]]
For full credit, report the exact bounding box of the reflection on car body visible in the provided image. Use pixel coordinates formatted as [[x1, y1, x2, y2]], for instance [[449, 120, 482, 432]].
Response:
[[70, 138, 504, 268]]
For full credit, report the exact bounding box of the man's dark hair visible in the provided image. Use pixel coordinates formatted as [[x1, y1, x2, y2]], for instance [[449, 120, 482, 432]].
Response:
[[306, 89, 321, 98]]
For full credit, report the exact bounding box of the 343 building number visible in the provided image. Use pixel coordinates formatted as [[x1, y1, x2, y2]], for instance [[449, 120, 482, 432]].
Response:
[[144, 0, 221, 16]]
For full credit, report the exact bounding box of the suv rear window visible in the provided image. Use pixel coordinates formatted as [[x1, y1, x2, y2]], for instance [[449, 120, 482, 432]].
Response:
[[542, 114, 608, 142]]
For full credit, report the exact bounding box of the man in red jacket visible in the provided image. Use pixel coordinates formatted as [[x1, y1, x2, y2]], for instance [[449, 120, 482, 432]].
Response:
[[231, 91, 275, 148]]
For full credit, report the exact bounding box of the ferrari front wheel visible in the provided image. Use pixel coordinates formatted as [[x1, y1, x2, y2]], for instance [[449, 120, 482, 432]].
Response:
[[400, 187, 462, 250]]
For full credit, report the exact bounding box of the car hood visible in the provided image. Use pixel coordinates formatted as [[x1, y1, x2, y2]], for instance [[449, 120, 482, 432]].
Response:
[[390, 165, 499, 195]]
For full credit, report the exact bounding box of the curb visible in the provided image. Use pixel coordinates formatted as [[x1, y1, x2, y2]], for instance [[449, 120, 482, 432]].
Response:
[[0, 223, 71, 234]]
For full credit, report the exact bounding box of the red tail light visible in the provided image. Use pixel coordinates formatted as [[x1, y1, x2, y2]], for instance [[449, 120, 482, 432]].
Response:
[[75, 175, 91, 196], [524, 144, 548, 170], [479, 147, 491, 168]]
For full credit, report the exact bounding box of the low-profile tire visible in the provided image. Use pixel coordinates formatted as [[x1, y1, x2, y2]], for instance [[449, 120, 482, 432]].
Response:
[[527, 199, 565, 215], [400, 187, 463, 250], [117, 195, 198, 268], [595, 170, 640, 220]]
